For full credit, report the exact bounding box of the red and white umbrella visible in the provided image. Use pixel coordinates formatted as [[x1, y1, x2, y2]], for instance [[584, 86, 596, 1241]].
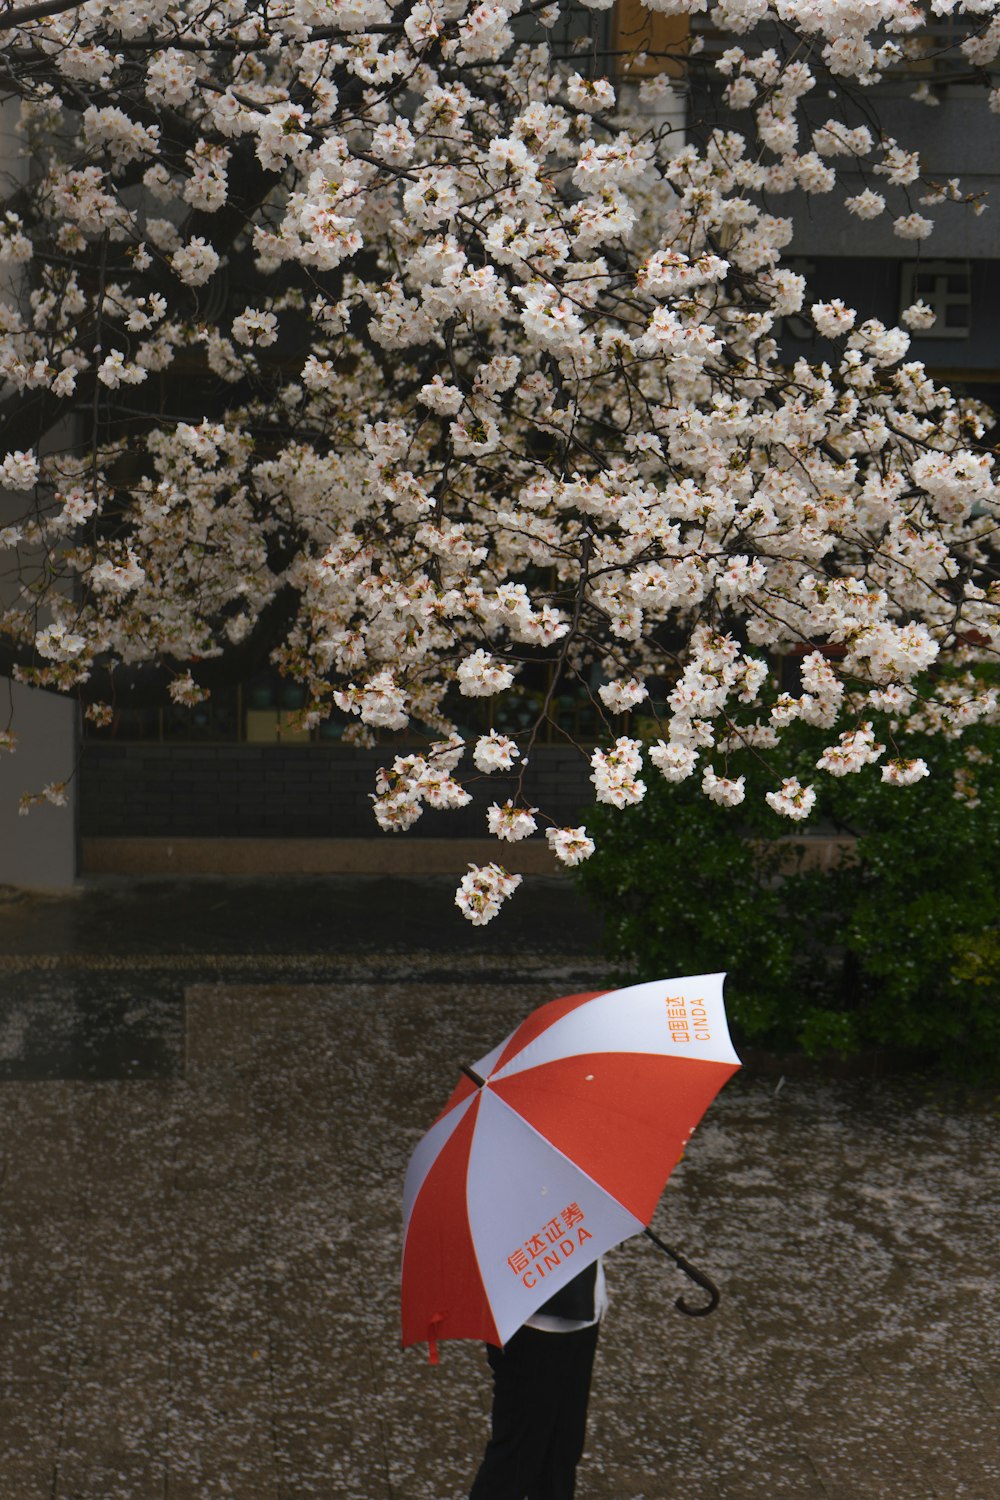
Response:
[[401, 972, 740, 1359]]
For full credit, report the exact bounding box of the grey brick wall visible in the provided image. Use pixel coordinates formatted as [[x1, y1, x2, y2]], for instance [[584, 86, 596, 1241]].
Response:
[[80, 744, 596, 838]]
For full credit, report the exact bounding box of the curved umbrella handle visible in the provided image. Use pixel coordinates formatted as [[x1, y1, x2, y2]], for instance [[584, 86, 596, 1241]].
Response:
[[643, 1227, 721, 1318]]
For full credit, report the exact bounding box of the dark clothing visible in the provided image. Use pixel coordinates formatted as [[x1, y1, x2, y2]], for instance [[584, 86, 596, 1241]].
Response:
[[468, 1321, 600, 1500], [535, 1261, 597, 1323]]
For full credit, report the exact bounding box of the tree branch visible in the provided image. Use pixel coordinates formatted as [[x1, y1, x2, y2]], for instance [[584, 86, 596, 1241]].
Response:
[[0, 582, 302, 707], [0, 0, 91, 29]]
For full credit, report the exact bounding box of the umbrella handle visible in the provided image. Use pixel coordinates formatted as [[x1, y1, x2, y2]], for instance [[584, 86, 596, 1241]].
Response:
[[643, 1227, 721, 1318]]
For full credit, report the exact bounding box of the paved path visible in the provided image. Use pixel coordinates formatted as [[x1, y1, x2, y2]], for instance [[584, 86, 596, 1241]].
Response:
[[1, 881, 998, 1498]]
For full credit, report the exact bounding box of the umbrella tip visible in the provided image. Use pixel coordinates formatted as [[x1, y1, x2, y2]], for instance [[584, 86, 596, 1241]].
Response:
[[460, 1063, 486, 1088]]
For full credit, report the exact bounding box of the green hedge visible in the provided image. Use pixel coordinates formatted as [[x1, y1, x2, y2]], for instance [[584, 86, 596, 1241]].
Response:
[[574, 721, 1000, 1077]]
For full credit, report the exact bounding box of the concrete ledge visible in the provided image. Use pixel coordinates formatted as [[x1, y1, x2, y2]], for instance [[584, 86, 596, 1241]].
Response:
[[80, 836, 564, 876], [81, 834, 856, 878], [752, 835, 857, 874]]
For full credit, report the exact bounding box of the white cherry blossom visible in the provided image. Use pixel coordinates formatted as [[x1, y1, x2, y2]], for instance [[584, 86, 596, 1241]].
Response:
[[0, 0, 996, 922], [881, 758, 930, 787], [591, 739, 646, 809], [170, 239, 221, 286], [486, 801, 538, 841], [454, 863, 522, 925], [545, 826, 596, 866], [457, 651, 516, 697], [765, 777, 818, 820], [0, 451, 39, 490], [649, 741, 700, 783], [473, 732, 520, 773], [597, 679, 649, 714], [702, 768, 747, 808]]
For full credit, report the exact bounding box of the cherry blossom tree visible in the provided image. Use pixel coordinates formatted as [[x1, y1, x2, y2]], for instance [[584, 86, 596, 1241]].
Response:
[[0, 0, 998, 919]]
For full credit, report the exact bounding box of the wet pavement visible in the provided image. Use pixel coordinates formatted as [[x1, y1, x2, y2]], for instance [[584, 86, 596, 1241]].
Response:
[[0, 876, 601, 1083], [1, 877, 999, 1499], [0, 875, 602, 959]]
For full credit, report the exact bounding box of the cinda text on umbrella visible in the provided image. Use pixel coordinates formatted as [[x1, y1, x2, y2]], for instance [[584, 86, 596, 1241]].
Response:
[[507, 1204, 593, 1290], [666, 994, 711, 1045]]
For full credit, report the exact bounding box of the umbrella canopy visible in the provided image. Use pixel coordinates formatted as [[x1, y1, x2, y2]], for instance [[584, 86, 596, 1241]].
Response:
[[401, 972, 740, 1358]]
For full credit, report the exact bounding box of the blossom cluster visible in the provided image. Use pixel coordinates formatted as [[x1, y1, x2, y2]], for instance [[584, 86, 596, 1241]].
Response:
[[0, 0, 997, 920], [455, 863, 523, 925]]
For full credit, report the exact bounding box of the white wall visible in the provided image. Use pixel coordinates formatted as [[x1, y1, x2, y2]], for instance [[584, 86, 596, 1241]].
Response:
[[0, 97, 79, 889], [0, 682, 78, 889]]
